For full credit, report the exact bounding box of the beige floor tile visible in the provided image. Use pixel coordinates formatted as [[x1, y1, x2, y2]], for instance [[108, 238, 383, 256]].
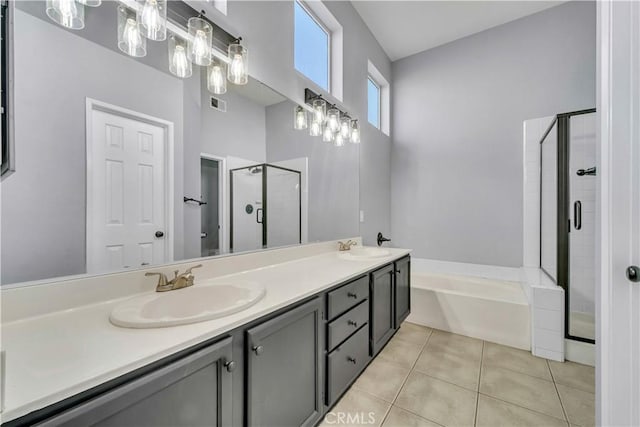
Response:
[[377, 335, 424, 369], [479, 366, 565, 420], [382, 406, 441, 427], [353, 359, 411, 402], [476, 394, 568, 427], [414, 345, 481, 391], [425, 330, 483, 361], [395, 371, 477, 426], [548, 361, 595, 394], [556, 384, 595, 427], [395, 322, 432, 345], [483, 342, 552, 380], [321, 388, 391, 427]]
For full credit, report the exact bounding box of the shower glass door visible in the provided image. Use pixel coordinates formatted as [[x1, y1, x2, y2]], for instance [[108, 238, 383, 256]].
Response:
[[230, 166, 264, 252]]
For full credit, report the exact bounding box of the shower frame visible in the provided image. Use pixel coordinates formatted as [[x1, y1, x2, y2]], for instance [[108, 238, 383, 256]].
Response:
[[539, 108, 596, 344], [229, 163, 302, 252]]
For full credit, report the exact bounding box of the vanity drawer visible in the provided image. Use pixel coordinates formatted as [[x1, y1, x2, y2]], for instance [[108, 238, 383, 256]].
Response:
[[326, 325, 369, 406], [327, 276, 369, 319], [327, 300, 369, 351]]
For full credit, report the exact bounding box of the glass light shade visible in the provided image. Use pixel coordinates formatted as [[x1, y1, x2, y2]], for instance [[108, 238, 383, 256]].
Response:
[[322, 124, 334, 143], [187, 17, 212, 66], [137, 0, 166, 41], [334, 132, 345, 147], [340, 117, 351, 139], [294, 106, 308, 130], [207, 60, 227, 94], [327, 108, 340, 132], [46, 0, 84, 30], [168, 34, 192, 78], [118, 6, 146, 57], [227, 43, 248, 85], [309, 119, 322, 137], [350, 120, 361, 144], [312, 99, 326, 123], [77, 0, 100, 6]]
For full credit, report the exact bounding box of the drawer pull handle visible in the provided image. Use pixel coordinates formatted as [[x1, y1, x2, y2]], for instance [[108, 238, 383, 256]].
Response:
[[347, 292, 358, 299], [252, 345, 264, 356], [347, 320, 358, 327], [225, 360, 236, 372], [395, 269, 401, 274], [347, 356, 357, 364]]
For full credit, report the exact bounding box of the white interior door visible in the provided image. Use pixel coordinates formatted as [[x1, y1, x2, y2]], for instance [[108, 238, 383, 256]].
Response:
[[88, 108, 168, 273]]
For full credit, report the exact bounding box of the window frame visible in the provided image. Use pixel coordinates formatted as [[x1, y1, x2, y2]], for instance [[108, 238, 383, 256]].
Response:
[[294, 0, 331, 93], [367, 76, 381, 130]]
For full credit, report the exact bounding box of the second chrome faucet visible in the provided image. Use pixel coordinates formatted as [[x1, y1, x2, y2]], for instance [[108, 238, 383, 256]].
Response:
[[146, 264, 203, 292]]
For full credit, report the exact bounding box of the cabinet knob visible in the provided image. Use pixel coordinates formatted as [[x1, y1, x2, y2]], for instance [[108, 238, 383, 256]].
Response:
[[253, 345, 264, 356], [225, 360, 236, 372], [347, 292, 358, 299], [395, 269, 401, 274], [627, 266, 640, 282], [347, 356, 357, 364], [347, 320, 358, 327]]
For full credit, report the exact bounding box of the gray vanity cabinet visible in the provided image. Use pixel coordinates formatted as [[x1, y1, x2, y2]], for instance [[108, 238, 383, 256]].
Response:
[[36, 337, 234, 427], [245, 297, 323, 427], [369, 264, 396, 356], [394, 256, 411, 328]]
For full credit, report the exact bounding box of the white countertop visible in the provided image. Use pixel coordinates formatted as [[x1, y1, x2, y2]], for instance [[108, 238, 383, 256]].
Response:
[[0, 247, 410, 423]]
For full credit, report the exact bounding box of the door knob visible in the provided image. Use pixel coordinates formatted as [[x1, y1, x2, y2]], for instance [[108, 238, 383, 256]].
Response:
[[155, 231, 164, 238], [253, 345, 264, 356], [627, 266, 640, 283]]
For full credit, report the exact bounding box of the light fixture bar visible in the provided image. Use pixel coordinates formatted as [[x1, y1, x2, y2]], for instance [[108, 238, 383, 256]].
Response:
[[304, 88, 351, 121], [118, 0, 232, 64]]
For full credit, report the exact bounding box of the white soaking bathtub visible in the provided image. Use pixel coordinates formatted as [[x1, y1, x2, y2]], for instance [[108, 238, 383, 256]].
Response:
[[407, 273, 531, 350]]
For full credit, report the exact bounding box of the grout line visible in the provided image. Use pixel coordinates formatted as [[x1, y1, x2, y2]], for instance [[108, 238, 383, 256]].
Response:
[[477, 391, 568, 424], [547, 360, 570, 423], [474, 341, 485, 426]]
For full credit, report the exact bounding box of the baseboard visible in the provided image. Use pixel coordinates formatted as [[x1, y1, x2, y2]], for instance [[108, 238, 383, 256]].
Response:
[[565, 338, 595, 366]]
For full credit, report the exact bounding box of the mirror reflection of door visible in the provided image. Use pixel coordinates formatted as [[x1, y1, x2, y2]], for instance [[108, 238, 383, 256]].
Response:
[[201, 157, 221, 257]]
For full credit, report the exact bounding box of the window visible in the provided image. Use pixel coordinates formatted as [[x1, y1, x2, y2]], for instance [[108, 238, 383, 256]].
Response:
[[294, 0, 330, 92], [368, 77, 380, 129]]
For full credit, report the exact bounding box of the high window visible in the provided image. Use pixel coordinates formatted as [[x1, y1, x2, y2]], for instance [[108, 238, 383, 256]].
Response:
[[368, 77, 380, 129], [294, 0, 330, 92]]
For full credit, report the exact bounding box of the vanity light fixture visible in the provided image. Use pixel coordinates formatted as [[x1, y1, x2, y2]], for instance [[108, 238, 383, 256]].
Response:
[[340, 115, 351, 140], [350, 120, 360, 144], [187, 17, 213, 66], [298, 88, 363, 146], [138, 0, 166, 41], [334, 132, 345, 147], [46, 0, 85, 30], [118, 5, 146, 57], [207, 59, 227, 94], [322, 124, 334, 143], [312, 99, 326, 123], [168, 33, 192, 78], [309, 119, 322, 137], [294, 106, 308, 130], [326, 107, 340, 133], [228, 40, 249, 85]]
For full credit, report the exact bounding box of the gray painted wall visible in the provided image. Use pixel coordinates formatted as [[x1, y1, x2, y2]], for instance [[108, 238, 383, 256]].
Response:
[[391, 1, 596, 267]]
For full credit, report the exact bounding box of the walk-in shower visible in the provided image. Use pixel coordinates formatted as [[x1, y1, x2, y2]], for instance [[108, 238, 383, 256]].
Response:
[[230, 164, 301, 253], [540, 108, 596, 344]]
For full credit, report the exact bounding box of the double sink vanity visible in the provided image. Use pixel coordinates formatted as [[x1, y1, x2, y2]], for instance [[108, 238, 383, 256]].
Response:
[[1, 241, 410, 426]]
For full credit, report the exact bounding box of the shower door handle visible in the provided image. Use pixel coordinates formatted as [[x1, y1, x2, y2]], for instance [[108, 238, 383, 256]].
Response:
[[574, 201, 582, 230], [256, 208, 263, 224]]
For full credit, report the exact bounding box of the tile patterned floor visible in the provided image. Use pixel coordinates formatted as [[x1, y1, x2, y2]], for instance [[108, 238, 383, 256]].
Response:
[[321, 322, 595, 427]]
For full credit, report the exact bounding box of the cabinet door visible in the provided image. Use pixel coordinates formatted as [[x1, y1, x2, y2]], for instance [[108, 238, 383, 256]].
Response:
[[394, 257, 411, 328], [246, 297, 323, 427], [38, 337, 234, 427], [370, 264, 395, 356]]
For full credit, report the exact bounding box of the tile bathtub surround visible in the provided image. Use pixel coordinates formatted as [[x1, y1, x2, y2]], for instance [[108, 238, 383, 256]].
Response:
[[327, 322, 595, 427]]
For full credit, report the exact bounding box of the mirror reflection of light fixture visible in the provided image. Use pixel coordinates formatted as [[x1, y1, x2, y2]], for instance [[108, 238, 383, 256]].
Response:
[[350, 120, 360, 144], [294, 106, 308, 130], [78, 0, 101, 7], [187, 17, 213, 66], [309, 119, 322, 137], [138, 0, 166, 41], [227, 41, 248, 85], [118, 5, 146, 57], [207, 59, 227, 94], [334, 132, 345, 147], [327, 107, 340, 132], [340, 116, 351, 140], [168, 33, 192, 78], [46, 0, 85, 30], [322, 124, 334, 143]]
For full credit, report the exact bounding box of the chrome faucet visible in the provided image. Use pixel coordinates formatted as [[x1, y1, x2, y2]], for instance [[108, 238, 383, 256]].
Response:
[[145, 264, 203, 292], [338, 240, 357, 251]]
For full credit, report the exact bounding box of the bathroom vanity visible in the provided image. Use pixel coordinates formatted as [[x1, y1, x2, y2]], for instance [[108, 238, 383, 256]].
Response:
[[1, 246, 410, 426]]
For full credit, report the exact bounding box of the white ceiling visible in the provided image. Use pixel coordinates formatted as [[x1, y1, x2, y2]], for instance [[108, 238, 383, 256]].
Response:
[[352, 1, 566, 61]]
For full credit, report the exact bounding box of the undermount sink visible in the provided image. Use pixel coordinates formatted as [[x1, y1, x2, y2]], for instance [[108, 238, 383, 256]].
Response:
[[338, 247, 391, 261], [110, 281, 266, 328]]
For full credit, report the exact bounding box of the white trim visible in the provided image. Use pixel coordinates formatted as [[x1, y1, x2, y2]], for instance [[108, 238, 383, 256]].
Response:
[[565, 339, 595, 367], [200, 153, 228, 255], [85, 98, 175, 273]]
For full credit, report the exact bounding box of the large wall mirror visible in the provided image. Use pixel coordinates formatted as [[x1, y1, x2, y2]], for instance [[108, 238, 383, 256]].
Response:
[[0, 1, 360, 286]]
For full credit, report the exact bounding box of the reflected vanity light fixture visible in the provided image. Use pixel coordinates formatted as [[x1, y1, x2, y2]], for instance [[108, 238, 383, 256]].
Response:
[[207, 59, 227, 94], [350, 120, 360, 144], [118, 5, 146, 57], [187, 17, 213, 66], [322, 124, 334, 143], [46, 0, 85, 30], [340, 116, 351, 140], [294, 106, 308, 130], [227, 40, 249, 85], [168, 33, 192, 78], [309, 119, 322, 137], [326, 107, 340, 132], [297, 88, 362, 146], [334, 132, 345, 147], [138, 0, 166, 41], [78, 0, 101, 7], [312, 99, 326, 123]]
